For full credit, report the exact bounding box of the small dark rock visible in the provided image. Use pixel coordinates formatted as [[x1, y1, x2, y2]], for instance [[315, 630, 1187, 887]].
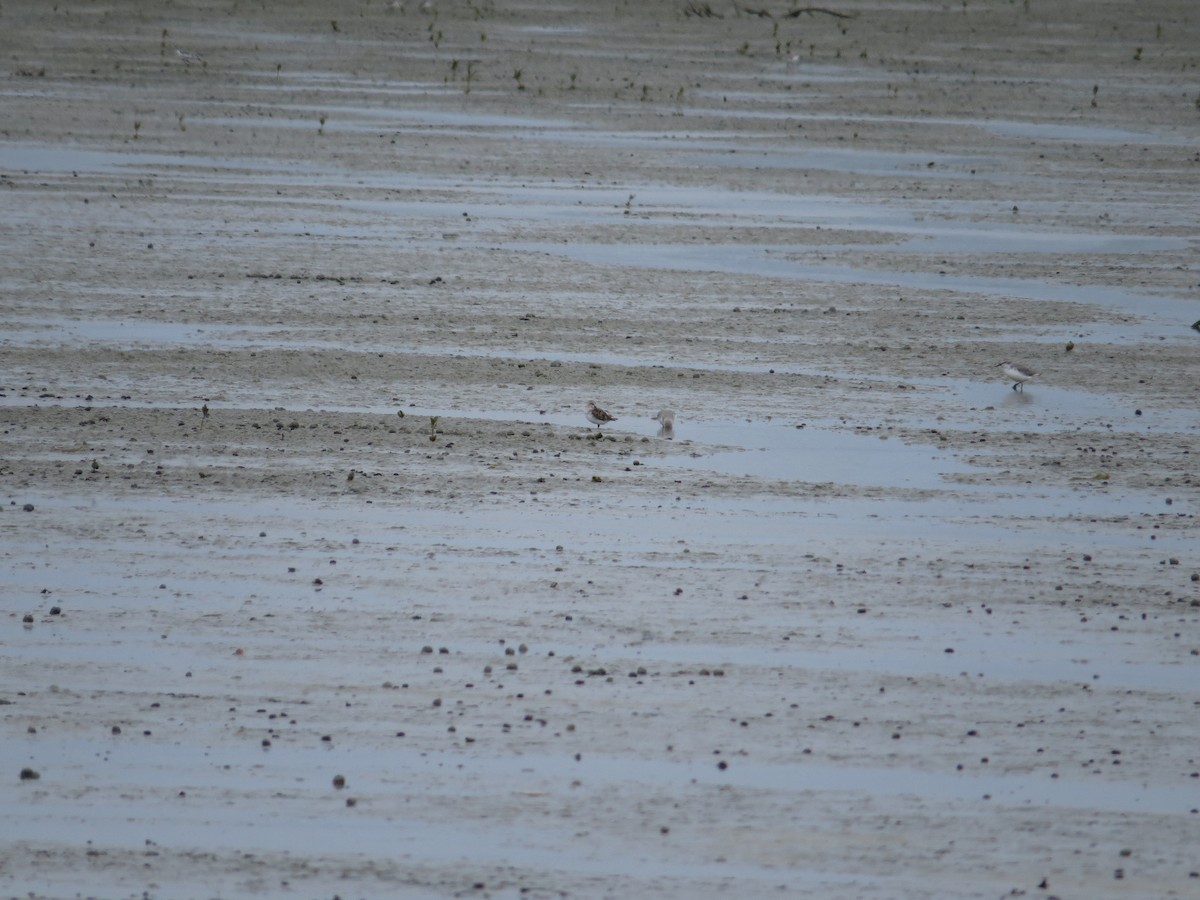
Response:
[[19, 767, 40, 780]]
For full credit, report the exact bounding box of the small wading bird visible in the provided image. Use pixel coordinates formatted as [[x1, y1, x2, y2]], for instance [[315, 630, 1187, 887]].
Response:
[[585, 400, 617, 430], [997, 361, 1037, 391], [654, 409, 676, 436]]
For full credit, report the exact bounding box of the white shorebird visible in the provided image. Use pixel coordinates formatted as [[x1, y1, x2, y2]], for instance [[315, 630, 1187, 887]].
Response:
[[585, 401, 617, 430], [997, 361, 1037, 391], [654, 409, 676, 436]]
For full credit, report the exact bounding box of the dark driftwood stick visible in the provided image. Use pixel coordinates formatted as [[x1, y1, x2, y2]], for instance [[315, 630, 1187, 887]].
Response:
[[784, 7, 857, 19], [727, 4, 857, 20]]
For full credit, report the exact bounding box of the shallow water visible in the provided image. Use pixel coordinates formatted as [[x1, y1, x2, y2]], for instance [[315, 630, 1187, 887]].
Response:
[[513, 241, 1195, 329], [654, 420, 973, 485]]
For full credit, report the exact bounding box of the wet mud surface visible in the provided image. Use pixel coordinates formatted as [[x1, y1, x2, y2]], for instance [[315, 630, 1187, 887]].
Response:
[[2, 1, 1199, 897]]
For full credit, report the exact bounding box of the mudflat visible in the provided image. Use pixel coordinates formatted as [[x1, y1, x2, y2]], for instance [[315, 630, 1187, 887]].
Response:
[[2, 1, 1198, 897]]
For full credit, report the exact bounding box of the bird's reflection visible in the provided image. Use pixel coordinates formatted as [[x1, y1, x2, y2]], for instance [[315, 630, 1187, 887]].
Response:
[[1001, 389, 1035, 408]]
